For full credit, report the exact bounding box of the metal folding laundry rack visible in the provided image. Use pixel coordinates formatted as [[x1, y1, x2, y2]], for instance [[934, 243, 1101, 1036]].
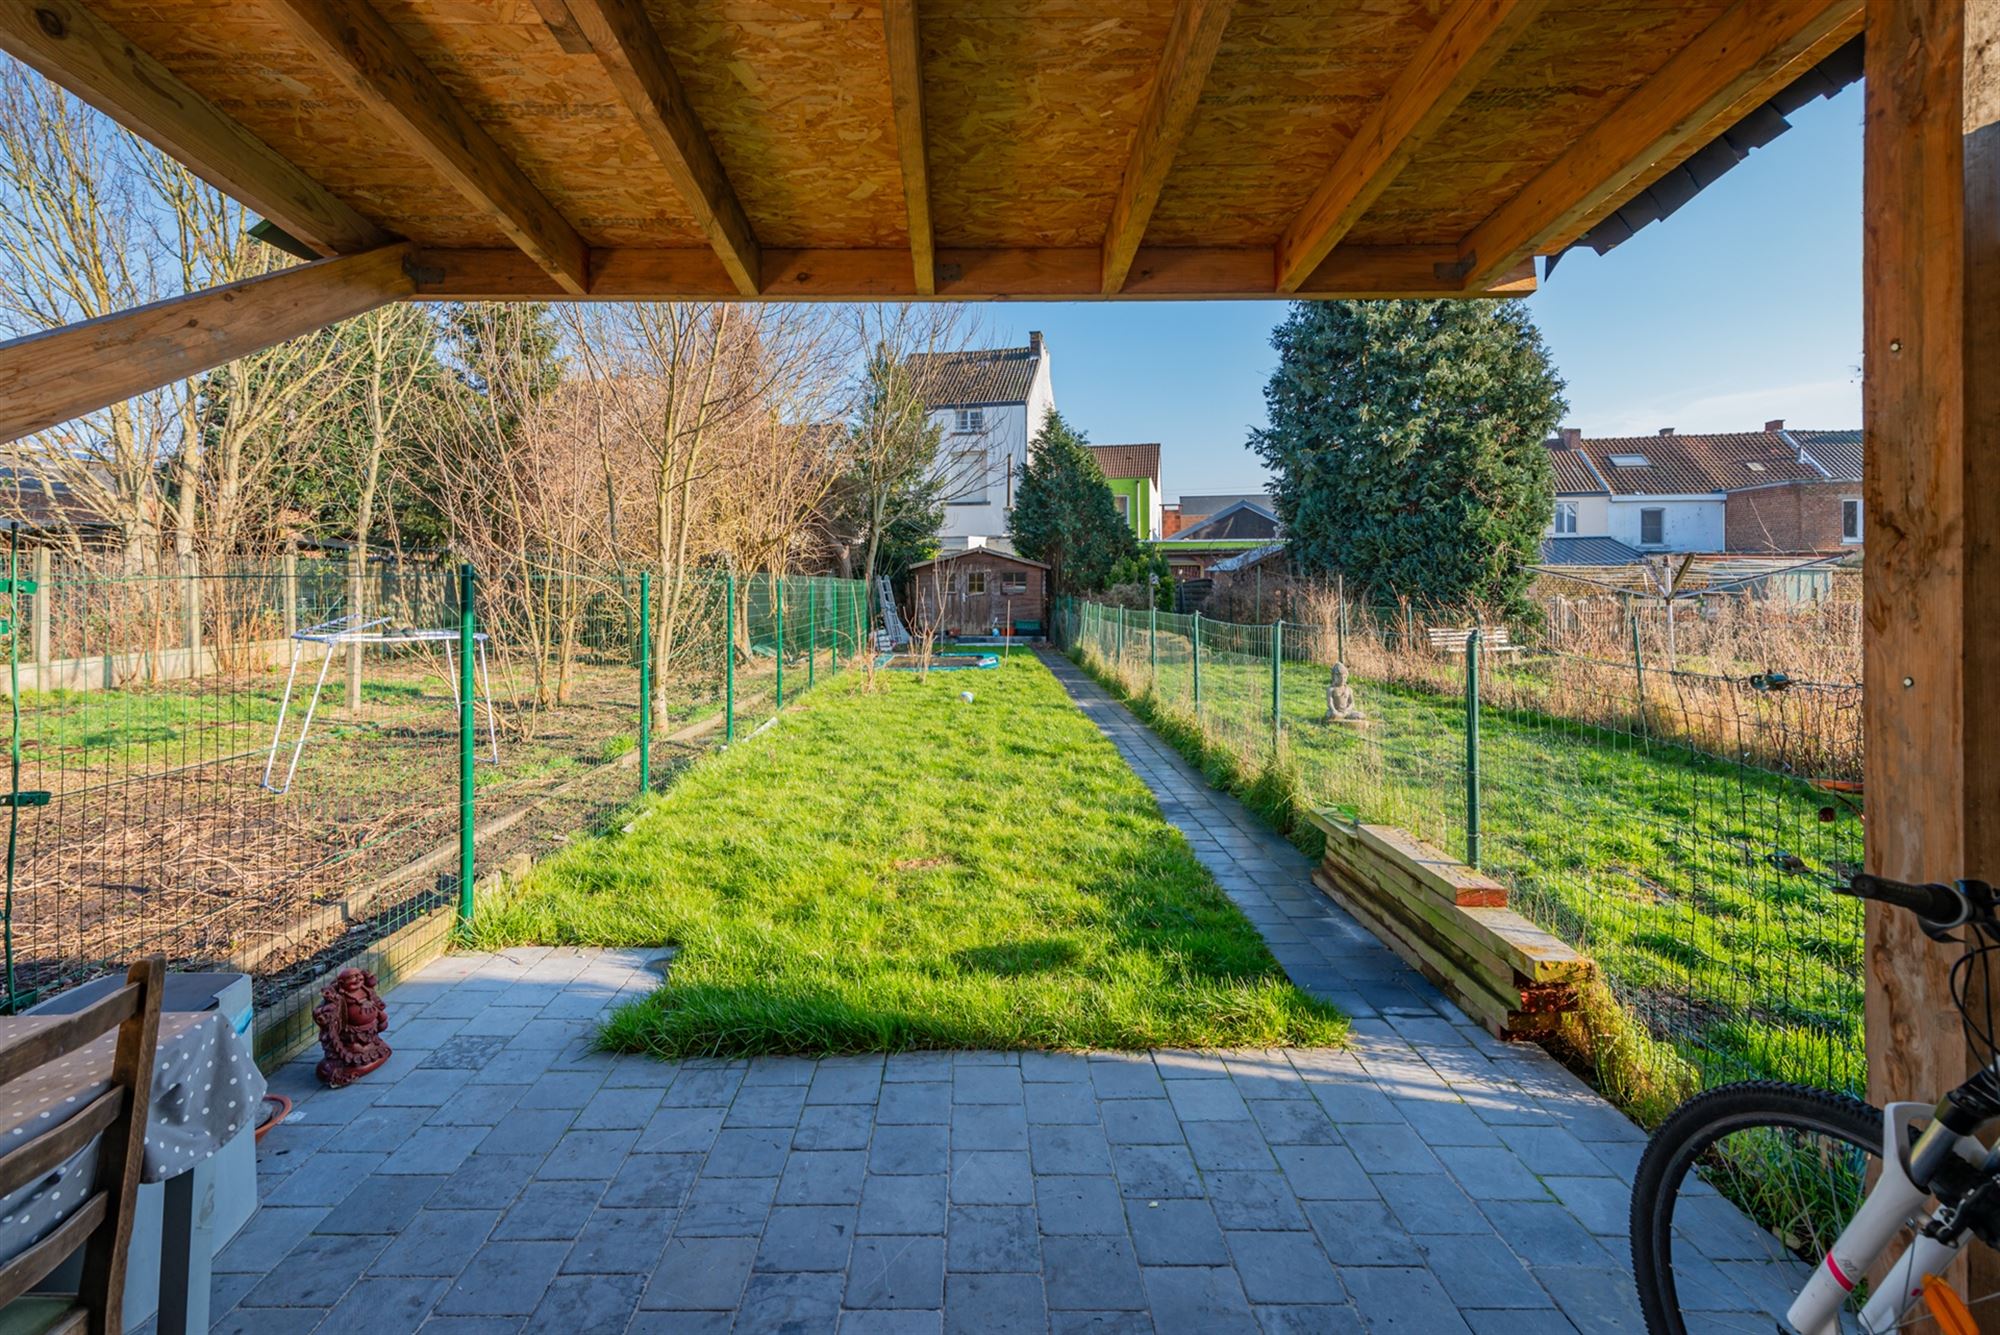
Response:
[[260, 615, 499, 795]]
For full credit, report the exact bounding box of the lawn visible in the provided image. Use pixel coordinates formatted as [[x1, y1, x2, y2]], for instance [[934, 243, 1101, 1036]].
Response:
[[1081, 625, 1864, 1097], [466, 654, 1348, 1056]]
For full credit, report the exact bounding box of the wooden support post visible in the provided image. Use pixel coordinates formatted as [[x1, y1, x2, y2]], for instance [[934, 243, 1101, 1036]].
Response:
[[282, 546, 298, 641], [1864, 0, 2000, 1320]]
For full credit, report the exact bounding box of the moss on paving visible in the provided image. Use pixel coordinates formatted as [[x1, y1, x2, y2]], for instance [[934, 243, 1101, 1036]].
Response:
[[467, 655, 1346, 1057]]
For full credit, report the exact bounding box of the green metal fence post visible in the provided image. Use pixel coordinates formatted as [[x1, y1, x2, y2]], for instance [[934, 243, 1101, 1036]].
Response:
[[808, 578, 817, 690], [1466, 627, 1481, 868], [1192, 610, 1203, 721], [775, 578, 785, 710], [458, 563, 476, 924], [1271, 618, 1283, 746], [638, 570, 652, 794], [725, 570, 736, 743], [1149, 604, 1157, 691]]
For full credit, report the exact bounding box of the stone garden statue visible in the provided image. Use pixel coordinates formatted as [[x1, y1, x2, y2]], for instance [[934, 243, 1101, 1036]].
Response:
[[1324, 662, 1365, 723]]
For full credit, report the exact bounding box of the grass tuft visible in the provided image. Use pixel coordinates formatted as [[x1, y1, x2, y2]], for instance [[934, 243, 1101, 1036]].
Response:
[[467, 655, 1346, 1057]]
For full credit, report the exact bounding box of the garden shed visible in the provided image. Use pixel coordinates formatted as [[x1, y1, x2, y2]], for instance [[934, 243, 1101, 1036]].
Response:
[[0, 0, 1994, 1310], [908, 549, 1048, 640]]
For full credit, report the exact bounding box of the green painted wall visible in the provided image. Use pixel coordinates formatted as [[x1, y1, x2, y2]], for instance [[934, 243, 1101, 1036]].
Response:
[[1104, 477, 1154, 540]]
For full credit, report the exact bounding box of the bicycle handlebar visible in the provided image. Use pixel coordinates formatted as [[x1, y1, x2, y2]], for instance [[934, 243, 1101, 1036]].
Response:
[[1840, 873, 1983, 933]]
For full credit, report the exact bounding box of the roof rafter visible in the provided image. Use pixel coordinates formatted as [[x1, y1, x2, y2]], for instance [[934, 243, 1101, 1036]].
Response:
[[1275, 0, 1544, 294], [882, 0, 934, 296], [565, 0, 763, 297], [266, 0, 590, 295], [0, 0, 388, 256], [1101, 0, 1235, 295], [1455, 0, 1863, 289]]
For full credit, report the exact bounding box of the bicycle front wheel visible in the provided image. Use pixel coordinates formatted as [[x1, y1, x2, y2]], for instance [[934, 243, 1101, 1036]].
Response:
[[1632, 1080, 1889, 1334]]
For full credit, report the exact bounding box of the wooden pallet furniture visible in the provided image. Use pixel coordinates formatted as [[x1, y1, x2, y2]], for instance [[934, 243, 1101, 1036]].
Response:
[[1305, 812, 1589, 1039]]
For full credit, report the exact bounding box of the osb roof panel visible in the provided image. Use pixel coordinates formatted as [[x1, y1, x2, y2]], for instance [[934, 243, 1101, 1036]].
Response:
[[1146, 0, 1436, 247], [375, 0, 708, 247], [1347, 1, 1734, 245], [86, 0, 504, 246], [921, 1, 1173, 249], [653, 0, 909, 249]]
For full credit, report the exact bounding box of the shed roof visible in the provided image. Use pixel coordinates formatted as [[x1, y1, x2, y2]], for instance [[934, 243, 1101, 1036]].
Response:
[[1796, 429, 1864, 481], [0, 0, 1862, 301], [1168, 500, 1280, 542], [908, 549, 1049, 572]]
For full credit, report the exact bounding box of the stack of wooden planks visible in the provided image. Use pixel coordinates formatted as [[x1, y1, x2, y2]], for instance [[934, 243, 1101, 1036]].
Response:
[[1305, 812, 1592, 1039]]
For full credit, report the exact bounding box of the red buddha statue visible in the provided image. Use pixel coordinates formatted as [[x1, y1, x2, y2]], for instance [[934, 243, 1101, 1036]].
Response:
[[313, 966, 391, 1087]]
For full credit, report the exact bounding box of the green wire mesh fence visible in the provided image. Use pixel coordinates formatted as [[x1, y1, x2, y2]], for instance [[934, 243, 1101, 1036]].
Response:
[[0, 551, 865, 1056], [1065, 591, 1866, 1099]]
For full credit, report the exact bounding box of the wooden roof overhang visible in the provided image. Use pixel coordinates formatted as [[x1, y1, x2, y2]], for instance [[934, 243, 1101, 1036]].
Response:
[[1, 0, 1863, 307]]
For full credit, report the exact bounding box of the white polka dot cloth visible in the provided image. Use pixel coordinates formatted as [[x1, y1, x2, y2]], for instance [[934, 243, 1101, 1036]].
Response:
[[0, 1013, 265, 1262]]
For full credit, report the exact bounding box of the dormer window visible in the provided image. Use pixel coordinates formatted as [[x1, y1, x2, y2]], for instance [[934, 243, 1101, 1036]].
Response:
[[955, 408, 985, 434], [1608, 453, 1649, 467]]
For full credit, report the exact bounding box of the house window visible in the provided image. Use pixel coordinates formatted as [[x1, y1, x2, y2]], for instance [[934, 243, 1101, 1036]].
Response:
[[964, 571, 987, 595], [1114, 494, 1129, 520], [1000, 572, 1028, 595], [1639, 508, 1665, 545], [1842, 498, 1862, 543], [949, 447, 986, 504], [954, 407, 984, 434], [1554, 501, 1577, 535]]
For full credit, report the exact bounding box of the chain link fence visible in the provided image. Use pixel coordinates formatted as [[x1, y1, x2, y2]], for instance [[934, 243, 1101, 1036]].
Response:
[[1065, 591, 1865, 1101], [0, 548, 867, 1056]]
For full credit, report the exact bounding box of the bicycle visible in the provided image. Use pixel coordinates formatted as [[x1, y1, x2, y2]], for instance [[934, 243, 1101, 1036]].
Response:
[[1632, 872, 2000, 1334]]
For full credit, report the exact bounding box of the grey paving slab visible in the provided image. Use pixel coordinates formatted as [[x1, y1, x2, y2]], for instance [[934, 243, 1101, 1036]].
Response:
[[209, 651, 1778, 1335]]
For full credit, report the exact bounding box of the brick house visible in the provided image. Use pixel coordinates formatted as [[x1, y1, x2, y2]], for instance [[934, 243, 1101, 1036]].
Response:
[[906, 548, 1049, 638], [1723, 430, 1864, 553]]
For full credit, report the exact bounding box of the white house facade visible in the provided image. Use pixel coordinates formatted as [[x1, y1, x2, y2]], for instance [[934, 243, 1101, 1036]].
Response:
[[909, 333, 1056, 551]]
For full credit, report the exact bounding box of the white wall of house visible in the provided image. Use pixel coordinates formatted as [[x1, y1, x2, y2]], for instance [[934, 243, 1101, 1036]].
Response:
[[1606, 495, 1723, 551], [934, 349, 1055, 547], [1545, 494, 1610, 538]]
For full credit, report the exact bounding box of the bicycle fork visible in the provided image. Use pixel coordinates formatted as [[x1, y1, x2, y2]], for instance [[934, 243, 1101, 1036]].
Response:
[[1788, 1103, 1980, 1334]]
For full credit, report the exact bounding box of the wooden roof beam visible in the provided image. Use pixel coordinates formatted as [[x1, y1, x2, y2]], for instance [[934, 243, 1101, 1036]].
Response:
[[565, 0, 762, 297], [0, 244, 414, 446], [1275, 0, 1544, 294], [0, 0, 388, 257], [1455, 0, 1863, 290], [266, 0, 590, 295], [409, 245, 1535, 302], [1101, 0, 1235, 295], [882, 0, 934, 296]]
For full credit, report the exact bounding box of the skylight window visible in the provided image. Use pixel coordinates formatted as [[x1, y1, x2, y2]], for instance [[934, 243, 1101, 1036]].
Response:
[[1608, 453, 1649, 467], [1745, 461, 1766, 472]]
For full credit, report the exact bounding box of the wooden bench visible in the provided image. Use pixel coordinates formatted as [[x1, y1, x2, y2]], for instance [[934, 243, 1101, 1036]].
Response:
[[1425, 626, 1521, 654]]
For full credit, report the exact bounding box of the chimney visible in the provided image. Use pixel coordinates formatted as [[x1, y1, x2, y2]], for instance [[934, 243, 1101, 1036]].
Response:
[[1764, 418, 1785, 432], [1559, 427, 1582, 449], [1658, 426, 1675, 436], [1029, 330, 1044, 355]]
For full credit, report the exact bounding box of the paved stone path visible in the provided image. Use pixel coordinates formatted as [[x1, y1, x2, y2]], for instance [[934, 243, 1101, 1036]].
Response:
[[206, 655, 1682, 1333]]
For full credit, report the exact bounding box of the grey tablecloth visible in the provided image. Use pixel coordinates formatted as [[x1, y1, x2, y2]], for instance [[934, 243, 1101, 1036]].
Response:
[[0, 1012, 265, 1259]]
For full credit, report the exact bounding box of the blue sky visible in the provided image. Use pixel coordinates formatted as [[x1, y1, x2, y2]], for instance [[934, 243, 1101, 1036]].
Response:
[[978, 83, 1864, 504]]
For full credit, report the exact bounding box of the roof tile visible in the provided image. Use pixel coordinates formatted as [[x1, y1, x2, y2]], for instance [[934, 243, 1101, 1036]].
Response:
[[1088, 444, 1161, 483]]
